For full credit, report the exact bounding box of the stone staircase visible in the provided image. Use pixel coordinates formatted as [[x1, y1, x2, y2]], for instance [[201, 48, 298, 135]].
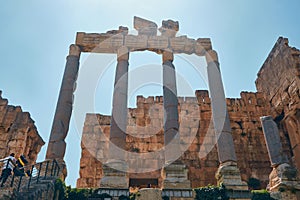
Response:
[[0, 159, 61, 200], [15, 177, 57, 200]]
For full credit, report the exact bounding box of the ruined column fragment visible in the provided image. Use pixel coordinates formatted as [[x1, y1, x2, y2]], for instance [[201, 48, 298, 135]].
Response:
[[260, 116, 288, 166]]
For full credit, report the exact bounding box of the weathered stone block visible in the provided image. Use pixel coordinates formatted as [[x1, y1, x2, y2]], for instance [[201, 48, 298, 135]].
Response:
[[148, 36, 169, 50], [134, 16, 158, 36], [170, 36, 195, 54], [125, 35, 148, 50], [158, 23, 178, 43]]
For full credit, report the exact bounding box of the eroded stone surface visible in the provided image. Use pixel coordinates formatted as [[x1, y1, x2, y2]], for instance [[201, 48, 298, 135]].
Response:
[[46, 45, 80, 161], [77, 91, 272, 188], [136, 188, 162, 200], [75, 17, 211, 55], [256, 37, 300, 171], [0, 91, 44, 164], [74, 31, 299, 191], [134, 16, 158, 36], [260, 116, 288, 166]]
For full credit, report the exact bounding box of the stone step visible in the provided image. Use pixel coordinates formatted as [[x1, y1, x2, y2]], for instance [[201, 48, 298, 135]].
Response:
[[16, 178, 56, 200]]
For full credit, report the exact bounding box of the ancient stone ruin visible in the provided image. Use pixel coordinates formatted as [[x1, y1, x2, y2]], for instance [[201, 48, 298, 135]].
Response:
[[0, 90, 45, 164], [42, 16, 300, 199]]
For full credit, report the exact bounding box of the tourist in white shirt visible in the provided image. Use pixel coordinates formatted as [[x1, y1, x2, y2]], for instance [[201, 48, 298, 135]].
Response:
[[0, 153, 17, 186]]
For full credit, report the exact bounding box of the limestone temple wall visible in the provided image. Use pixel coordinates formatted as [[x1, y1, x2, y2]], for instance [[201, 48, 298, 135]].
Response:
[[77, 91, 272, 188], [77, 37, 299, 189], [256, 37, 300, 170], [0, 91, 45, 164]]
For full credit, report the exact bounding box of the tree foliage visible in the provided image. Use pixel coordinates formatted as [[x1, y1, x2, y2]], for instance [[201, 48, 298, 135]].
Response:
[[194, 184, 229, 200]]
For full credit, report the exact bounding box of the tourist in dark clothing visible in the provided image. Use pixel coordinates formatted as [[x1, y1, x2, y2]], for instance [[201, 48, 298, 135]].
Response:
[[0, 153, 17, 186]]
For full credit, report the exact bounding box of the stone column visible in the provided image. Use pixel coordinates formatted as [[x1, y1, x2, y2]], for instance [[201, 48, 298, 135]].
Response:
[[46, 44, 81, 162], [260, 116, 300, 200], [205, 50, 236, 163], [100, 46, 129, 189], [109, 46, 129, 160], [260, 116, 288, 166], [162, 50, 190, 189], [162, 50, 179, 164], [205, 50, 247, 190]]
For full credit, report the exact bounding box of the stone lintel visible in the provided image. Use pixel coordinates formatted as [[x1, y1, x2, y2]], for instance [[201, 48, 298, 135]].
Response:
[[75, 32, 124, 53], [76, 32, 212, 55], [170, 36, 195, 55], [124, 35, 148, 51], [148, 36, 169, 53]]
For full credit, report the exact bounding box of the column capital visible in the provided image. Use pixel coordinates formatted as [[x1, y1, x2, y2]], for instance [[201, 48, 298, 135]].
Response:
[[69, 44, 81, 57], [162, 49, 174, 63], [117, 46, 129, 61], [205, 50, 219, 63]]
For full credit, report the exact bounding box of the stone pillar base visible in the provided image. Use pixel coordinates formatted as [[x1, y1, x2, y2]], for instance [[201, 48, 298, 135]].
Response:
[[100, 160, 129, 189], [162, 161, 191, 189], [136, 188, 162, 200], [215, 162, 248, 190], [268, 163, 300, 200], [270, 190, 300, 200], [55, 159, 67, 181]]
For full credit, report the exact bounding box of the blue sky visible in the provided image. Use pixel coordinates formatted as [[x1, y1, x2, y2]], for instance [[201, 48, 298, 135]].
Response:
[[0, 0, 300, 187]]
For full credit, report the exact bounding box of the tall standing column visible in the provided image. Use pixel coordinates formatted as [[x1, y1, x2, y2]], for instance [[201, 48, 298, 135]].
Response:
[[205, 50, 236, 163], [46, 44, 81, 161], [206, 50, 247, 190], [162, 50, 191, 189], [162, 50, 179, 164], [109, 46, 129, 160], [100, 46, 129, 189]]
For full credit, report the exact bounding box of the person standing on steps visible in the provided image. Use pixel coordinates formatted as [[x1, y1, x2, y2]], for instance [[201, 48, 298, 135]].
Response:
[[0, 153, 17, 186], [14, 155, 30, 176]]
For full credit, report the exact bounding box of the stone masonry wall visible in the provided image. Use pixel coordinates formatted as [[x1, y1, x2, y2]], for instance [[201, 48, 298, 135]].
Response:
[[77, 90, 272, 188], [0, 91, 45, 164], [256, 37, 300, 170]]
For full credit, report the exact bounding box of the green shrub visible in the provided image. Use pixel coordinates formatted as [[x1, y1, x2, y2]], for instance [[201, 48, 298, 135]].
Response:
[[54, 180, 112, 200], [194, 184, 229, 200], [162, 196, 170, 200], [65, 187, 89, 200], [251, 189, 275, 200], [119, 195, 130, 200], [54, 179, 66, 200]]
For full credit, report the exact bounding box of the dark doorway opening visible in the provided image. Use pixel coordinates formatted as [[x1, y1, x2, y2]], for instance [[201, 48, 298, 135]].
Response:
[[129, 178, 158, 188]]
